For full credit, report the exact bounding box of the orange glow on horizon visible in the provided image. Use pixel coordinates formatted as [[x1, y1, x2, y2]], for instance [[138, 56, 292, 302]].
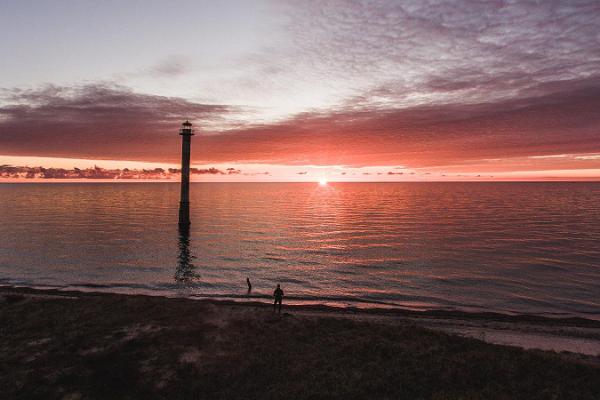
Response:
[[1, 155, 600, 182]]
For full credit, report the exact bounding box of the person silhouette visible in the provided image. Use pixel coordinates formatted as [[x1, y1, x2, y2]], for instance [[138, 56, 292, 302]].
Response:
[[273, 284, 284, 313], [246, 277, 252, 293]]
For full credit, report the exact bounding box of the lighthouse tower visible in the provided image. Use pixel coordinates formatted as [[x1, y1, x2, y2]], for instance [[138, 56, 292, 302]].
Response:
[[178, 120, 194, 226]]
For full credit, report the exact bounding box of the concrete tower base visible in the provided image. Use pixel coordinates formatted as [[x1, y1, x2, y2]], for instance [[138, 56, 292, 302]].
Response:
[[178, 201, 190, 226]]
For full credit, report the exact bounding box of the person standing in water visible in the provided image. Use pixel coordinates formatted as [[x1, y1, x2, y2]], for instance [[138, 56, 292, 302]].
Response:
[[273, 284, 284, 313], [246, 277, 252, 293]]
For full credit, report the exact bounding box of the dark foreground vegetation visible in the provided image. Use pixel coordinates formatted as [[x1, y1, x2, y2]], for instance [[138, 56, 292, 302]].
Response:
[[1, 289, 599, 400]]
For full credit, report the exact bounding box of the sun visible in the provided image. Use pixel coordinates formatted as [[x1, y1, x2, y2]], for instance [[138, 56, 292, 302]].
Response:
[[318, 178, 328, 186]]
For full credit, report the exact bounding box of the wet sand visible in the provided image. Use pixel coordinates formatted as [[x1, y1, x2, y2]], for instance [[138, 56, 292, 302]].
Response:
[[1, 286, 599, 399]]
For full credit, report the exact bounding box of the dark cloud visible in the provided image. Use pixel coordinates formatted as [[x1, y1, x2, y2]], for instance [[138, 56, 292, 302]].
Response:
[[1, 165, 169, 179], [191, 167, 226, 175], [0, 84, 228, 163], [243, 171, 270, 176], [226, 168, 241, 175], [196, 82, 600, 167], [1, 81, 600, 169], [0, 164, 242, 179]]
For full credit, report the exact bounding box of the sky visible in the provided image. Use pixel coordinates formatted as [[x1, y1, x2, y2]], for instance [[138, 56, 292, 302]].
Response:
[[1, 0, 599, 181]]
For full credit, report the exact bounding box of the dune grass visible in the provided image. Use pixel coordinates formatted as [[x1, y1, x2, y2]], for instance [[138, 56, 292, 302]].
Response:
[[1, 290, 599, 399]]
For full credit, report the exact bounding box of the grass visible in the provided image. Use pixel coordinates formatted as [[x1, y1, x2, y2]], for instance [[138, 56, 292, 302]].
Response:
[[1, 290, 599, 399]]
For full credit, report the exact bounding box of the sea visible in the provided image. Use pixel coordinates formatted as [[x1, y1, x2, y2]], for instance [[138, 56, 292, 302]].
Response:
[[1, 182, 599, 319]]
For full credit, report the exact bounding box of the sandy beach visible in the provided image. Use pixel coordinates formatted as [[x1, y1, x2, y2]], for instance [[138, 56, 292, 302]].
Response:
[[1, 286, 599, 399]]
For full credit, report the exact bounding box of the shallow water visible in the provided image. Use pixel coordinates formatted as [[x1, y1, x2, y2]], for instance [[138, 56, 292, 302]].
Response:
[[1, 182, 599, 319]]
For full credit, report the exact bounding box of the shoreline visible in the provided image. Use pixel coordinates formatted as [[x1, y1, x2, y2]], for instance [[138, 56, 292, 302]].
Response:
[[3, 285, 600, 357], [4, 283, 599, 326]]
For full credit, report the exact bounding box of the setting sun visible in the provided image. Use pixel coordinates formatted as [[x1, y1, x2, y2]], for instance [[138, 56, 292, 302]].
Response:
[[318, 178, 328, 186]]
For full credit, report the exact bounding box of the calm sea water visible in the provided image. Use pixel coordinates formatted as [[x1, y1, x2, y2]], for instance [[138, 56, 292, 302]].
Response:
[[1, 182, 599, 319]]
